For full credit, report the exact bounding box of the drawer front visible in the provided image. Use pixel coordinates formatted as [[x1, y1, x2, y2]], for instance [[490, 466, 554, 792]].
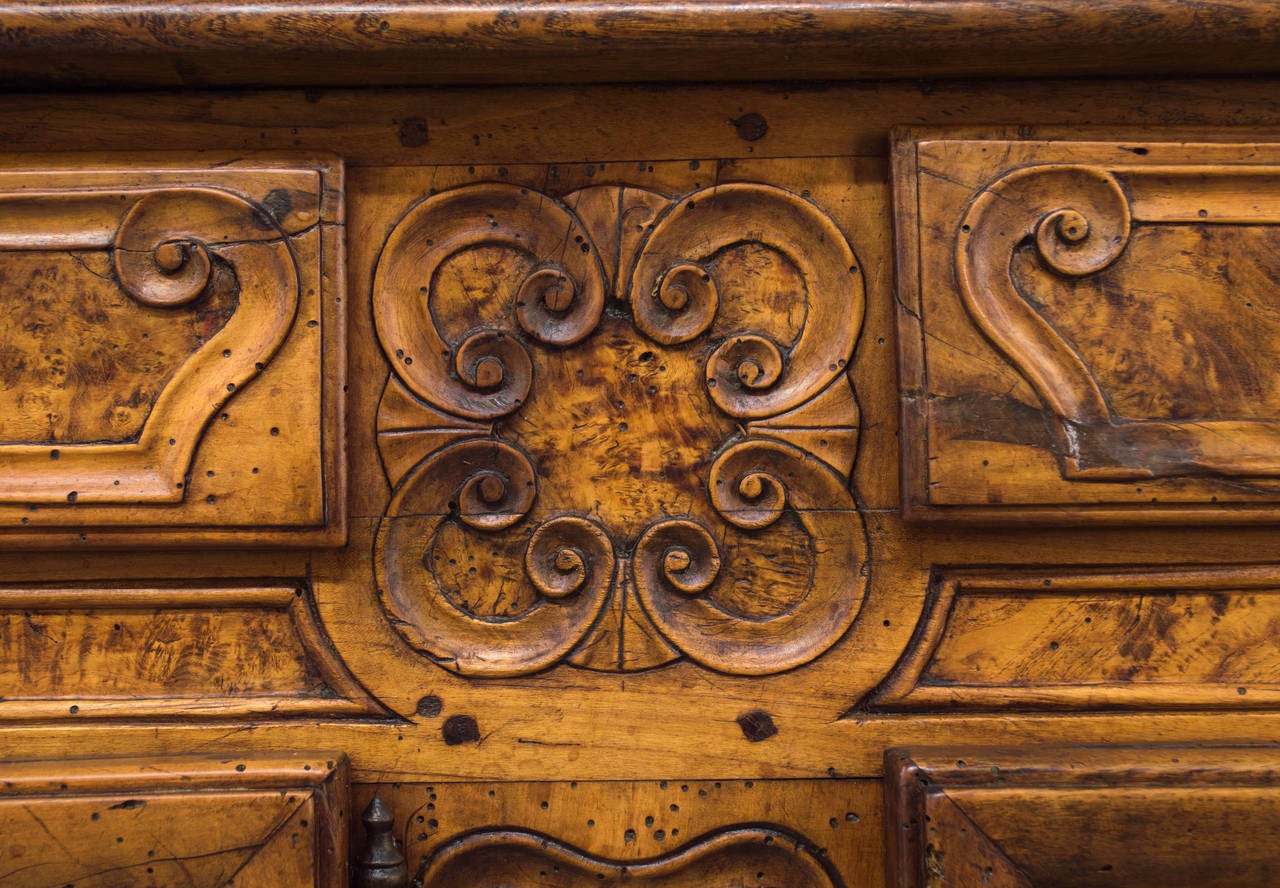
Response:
[[896, 135, 1280, 522], [1, 752, 349, 887], [0, 156, 345, 546]]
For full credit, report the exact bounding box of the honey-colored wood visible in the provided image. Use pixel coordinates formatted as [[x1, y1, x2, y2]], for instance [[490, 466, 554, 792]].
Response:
[[355, 779, 879, 887], [887, 747, 1280, 888], [0, 155, 346, 546], [897, 135, 1280, 522], [0, 751, 350, 887], [4, 19, 1280, 886], [1, 1, 1280, 88]]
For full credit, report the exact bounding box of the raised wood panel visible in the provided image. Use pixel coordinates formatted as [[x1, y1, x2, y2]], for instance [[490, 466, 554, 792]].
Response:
[[0, 752, 350, 888], [368, 163, 868, 678], [0, 156, 345, 547], [869, 565, 1280, 711], [355, 779, 879, 887], [0, 582, 386, 720], [886, 746, 1280, 888], [896, 136, 1280, 522]]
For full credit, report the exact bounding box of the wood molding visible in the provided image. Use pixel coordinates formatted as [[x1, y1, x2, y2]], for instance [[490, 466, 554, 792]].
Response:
[[897, 136, 1280, 522], [3, 2, 1280, 87], [0, 156, 346, 546], [0, 581, 388, 721], [867, 565, 1280, 712]]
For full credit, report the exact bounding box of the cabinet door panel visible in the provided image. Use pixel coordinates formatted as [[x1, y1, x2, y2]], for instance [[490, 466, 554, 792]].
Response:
[[896, 135, 1280, 522], [0, 156, 345, 546]]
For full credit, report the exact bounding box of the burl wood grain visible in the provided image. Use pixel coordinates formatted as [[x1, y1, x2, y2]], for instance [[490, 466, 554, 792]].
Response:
[[6, 74, 1280, 888], [0, 583, 385, 721], [870, 565, 1280, 711], [887, 747, 1280, 888], [0, 752, 349, 888], [0, 156, 346, 547], [897, 135, 1280, 521], [356, 778, 878, 887], [371, 172, 867, 676]]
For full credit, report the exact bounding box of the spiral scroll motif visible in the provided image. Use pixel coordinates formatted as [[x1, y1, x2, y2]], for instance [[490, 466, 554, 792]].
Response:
[[624, 183, 862, 419], [957, 164, 1134, 424], [374, 179, 868, 677], [376, 441, 618, 676], [525, 516, 615, 600], [373, 183, 608, 420]]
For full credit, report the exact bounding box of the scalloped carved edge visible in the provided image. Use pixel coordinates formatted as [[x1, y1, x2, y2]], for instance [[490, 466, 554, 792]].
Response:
[[0, 581, 389, 721], [417, 826, 844, 887]]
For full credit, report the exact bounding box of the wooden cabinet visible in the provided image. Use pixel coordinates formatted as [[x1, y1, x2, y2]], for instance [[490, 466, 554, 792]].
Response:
[[3, 3, 1280, 886]]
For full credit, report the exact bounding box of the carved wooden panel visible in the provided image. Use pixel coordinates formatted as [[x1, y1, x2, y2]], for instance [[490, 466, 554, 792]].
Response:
[[0, 156, 345, 546], [0, 581, 385, 720], [868, 565, 1280, 711], [370, 172, 867, 676], [897, 136, 1280, 521], [887, 746, 1280, 888], [356, 778, 879, 887], [0, 751, 349, 887]]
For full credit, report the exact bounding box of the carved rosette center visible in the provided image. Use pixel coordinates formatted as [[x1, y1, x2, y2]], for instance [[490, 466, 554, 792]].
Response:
[[374, 179, 868, 676]]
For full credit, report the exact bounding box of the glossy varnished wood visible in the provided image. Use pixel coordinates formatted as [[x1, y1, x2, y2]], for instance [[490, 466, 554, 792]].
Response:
[[2, 1, 1280, 87]]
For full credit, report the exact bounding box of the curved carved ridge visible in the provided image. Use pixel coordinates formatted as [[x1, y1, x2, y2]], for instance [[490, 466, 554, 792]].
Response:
[[625, 182, 862, 419], [374, 179, 866, 676], [373, 182, 608, 420], [418, 826, 843, 887], [631, 438, 867, 675], [954, 161, 1280, 481], [956, 164, 1131, 427], [0, 186, 300, 503]]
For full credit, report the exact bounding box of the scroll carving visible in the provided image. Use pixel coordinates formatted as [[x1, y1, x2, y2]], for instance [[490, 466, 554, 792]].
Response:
[[417, 827, 842, 888], [0, 159, 344, 544], [899, 138, 1280, 519], [374, 180, 867, 676]]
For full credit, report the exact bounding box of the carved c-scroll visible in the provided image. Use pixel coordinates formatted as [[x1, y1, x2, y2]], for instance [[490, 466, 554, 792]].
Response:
[[956, 164, 1132, 427], [0, 186, 299, 503], [372, 183, 608, 420], [375, 439, 615, 675], [633, 439, 866, 674], [624, 183, 862, 419], [374, 179, 867, 677]]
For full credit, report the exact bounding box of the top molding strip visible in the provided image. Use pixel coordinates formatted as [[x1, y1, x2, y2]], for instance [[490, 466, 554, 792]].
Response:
[[4, 1, 1280, 88]]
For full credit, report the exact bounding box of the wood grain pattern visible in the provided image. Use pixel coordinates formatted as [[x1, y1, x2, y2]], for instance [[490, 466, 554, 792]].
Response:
[[0, 156, 346, 546], [355, 778, 878, 887], [887, 746, 1280, 888], [0, 751, 349, 887], [898, 136, 1280, 521], [2, 1, 1280, 87], [869, 565, 1280, 711], [371, 174, 867, 676], [0, 582, 385, 720]]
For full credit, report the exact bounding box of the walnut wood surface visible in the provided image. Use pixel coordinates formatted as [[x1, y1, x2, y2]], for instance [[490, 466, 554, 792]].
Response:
[[2, 1, 1280, 87], [0, 156, 346, 546], [1, 66, 1280, 888], [887, 746, 1280, 888], [0, 751, 350, 887]]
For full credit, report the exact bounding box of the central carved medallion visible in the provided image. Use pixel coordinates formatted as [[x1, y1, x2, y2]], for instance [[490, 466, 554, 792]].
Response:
[[373, 181, 867, 675]]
